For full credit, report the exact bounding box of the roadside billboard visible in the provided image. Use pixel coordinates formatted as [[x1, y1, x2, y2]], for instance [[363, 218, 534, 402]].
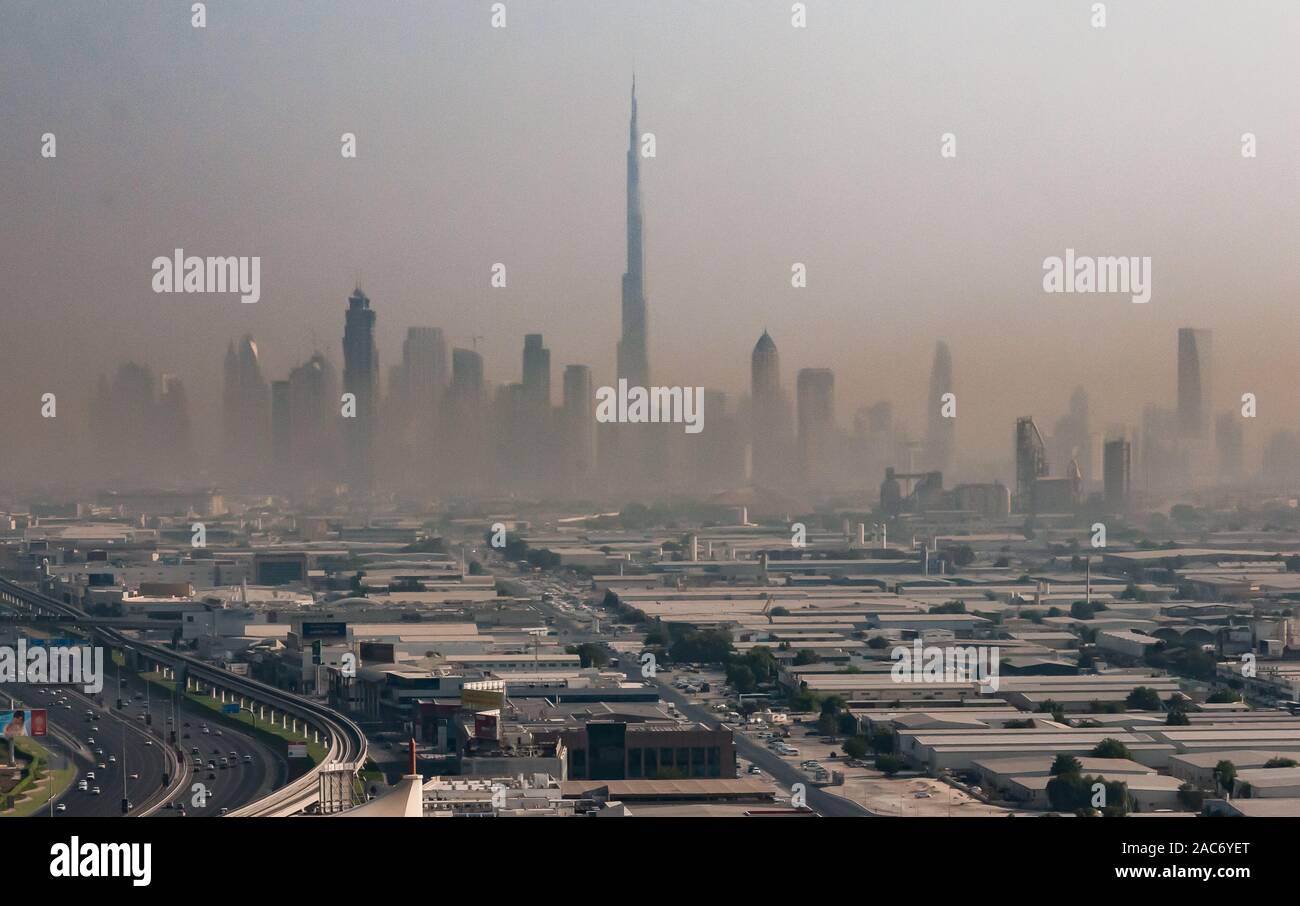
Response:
[[0, 710, 47, 737]]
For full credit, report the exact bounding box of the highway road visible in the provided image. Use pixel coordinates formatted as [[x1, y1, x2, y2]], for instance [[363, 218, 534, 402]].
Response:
[[4, 682, 172, 817], [1, 626, 286, 817]]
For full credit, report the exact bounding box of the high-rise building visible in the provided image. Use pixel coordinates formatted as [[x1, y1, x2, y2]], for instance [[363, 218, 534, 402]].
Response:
[[616, 78, 648, 388], [522, 334, 551, 409], [924, 341, 954, 474], [399, 327, 448, 412], [342, 287, 379, 489], [1177, 328, 1212, 440], [287, 352, 340, 485], [1014, 416, 1049, 512], [750, 330, 791, 485], [562, 364, 596, 493], [796, 368, 835, 486], [387, 326, 447, 488], [1103, 436, 1131, 512], [222, 334, 270, 483], [443, 347, 487, 492]]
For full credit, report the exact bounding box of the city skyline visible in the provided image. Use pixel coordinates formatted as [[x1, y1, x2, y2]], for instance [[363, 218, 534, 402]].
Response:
[[6, 1, 1300, 484]]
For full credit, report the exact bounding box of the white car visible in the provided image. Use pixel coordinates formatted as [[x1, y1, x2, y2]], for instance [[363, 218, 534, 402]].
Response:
[[91, 786, 101, 796], [56, 803, 67, 812], [77, 780, 88, 791], [144, 740, 153, 747], [85, 771, 95, 781]]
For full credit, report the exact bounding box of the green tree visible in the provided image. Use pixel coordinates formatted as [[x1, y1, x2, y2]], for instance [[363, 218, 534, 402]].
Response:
[[1125, 686, 1163, 711], [1091, 738, 1132, 759], [875, 754, 905, 776], [842, 736, 868, 759], [1050, 754, 1082, 776], [1213, 760, 1237, 792]]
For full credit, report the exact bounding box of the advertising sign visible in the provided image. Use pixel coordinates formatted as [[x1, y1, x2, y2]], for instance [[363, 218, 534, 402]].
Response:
[[0, 709, 47, 737], [300, 621, 347, 639]]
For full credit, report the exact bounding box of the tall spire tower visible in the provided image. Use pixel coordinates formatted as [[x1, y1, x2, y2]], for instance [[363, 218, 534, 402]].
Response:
[[617, 77, 649, 387]]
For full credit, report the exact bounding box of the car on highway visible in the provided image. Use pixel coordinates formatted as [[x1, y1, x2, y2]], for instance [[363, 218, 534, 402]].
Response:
[[77, 780, 88, 791], [128, 772, 138, 780], [144, 740, 152, 747], [56, 802, 67, 812], [91, 786, 101, 795], [85, 771, 95, 781], [207, 761, 216, 770], [243, 755, 252, 764], [86, 737, 95, 745]]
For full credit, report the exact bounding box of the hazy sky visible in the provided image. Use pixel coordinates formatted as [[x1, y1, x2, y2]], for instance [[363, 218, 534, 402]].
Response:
[[4, 0, 1300, 473]]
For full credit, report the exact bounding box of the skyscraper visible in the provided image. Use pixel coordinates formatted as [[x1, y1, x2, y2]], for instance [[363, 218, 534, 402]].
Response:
[[522, 334, 551, 408], [751, 330, 791, 485], [222, 334, 270, 482], [287, 352, 340, 486], [616, 78, 648, 388], [387, 326, 448, 487], [1103, 436, 1131, 512], [562, 364, 596, 493], [342, 286, 378, 489], [1014, 416, 1049, 512], [924, 341, 954, 475], [443, 347, 487, 492], [796, 368, 835, 486], [1177, 327, 1212, 440]]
